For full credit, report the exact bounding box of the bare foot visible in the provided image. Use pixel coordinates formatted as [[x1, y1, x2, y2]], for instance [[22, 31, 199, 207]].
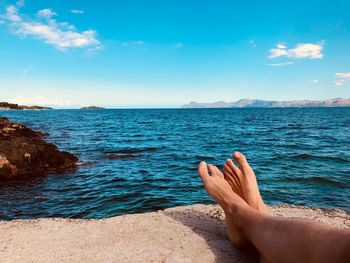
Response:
[[223, 152, 267, 213], [198, 161, 252, 248]]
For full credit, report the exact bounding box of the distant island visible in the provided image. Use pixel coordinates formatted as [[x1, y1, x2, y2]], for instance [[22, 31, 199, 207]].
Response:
[[0, 102, 52, 110], [182, 98, 350, 108], [81, 106, 105, 110]]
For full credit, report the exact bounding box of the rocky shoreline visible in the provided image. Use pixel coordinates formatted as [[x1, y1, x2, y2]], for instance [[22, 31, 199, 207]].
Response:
[[0, 117, 78, 178], [0, 102, 52, 110], [0, 204, 348, 263]]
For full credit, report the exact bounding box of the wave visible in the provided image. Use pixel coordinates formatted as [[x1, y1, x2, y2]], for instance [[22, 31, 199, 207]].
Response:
[[77, 161, 98, 166], [283, 176, 348, 188], [104, 154, 138, 160], [273, 124, 303, 130], [103, 146, 164, 155], [291, 154, 349, 163]]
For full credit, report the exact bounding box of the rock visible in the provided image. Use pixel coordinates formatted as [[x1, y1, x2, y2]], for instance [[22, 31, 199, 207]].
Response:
[[81, 106, 105, 110], [0, 155, 17, 177], [0, 204, 348, 263], [0, 102, 52, 110], [0, 117, 78, 178]]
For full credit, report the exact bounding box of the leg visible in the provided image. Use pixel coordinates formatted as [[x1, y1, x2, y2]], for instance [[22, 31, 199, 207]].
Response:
[[198, 161, 350, 263], [242, 209, 350, 263]]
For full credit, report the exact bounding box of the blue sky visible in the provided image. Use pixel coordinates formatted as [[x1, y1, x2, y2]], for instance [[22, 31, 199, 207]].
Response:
[[0, 0, 349, 108]]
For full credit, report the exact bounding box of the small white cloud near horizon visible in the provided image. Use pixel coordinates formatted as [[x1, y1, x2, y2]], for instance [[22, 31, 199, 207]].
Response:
[[269, 42, 324, 59], [266, 61, 294, 67], [334, 72, 350, 86], [310, 79, 319, 83], [2, 1, 100, 51], [335, 72, 350, 79], [21, 65, 34, 78], [70, 9, 84, 14], [10, 95, 72, 107], [333, 80, 345, 86]]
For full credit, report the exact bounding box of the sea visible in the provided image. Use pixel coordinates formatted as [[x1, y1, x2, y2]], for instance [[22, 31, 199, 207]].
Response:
[[0, 108, 349, 219]]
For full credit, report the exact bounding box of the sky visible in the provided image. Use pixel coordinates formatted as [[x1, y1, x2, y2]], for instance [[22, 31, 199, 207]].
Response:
[[0, 0, 349, 108]]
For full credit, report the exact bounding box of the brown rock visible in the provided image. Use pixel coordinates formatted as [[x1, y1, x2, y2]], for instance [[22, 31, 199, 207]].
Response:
[[0, 155, 17, 177], [0, 117, 78, 178]]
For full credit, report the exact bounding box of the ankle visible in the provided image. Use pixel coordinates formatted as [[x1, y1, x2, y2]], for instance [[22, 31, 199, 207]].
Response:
[[236, 205, 268, 244], [224, 199, 251, 225], [223, 202, 257, 248]]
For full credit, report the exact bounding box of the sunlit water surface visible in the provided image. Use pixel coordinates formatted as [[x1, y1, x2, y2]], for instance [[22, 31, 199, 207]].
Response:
[[0, 108, 349, 219]]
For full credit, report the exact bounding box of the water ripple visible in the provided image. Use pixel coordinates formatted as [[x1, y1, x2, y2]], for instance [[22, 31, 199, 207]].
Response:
[[0, 107, 349, 219]]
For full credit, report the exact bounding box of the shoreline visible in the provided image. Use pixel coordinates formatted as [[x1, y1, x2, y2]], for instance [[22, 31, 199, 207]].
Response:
[[0, 203, 349, 221], [1, 204, 349, 263]]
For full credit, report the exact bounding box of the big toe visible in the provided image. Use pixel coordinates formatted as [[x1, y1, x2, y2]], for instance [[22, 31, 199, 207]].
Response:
[[198, 161, 209, 182]]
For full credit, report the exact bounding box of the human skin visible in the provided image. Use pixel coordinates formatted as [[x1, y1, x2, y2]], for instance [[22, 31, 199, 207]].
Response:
[[198, 152, 350, 263]]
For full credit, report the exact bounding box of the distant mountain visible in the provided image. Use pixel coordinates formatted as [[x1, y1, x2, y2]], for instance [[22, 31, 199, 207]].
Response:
[[0, 102, 52, 110], [182, 98, 350, 108]]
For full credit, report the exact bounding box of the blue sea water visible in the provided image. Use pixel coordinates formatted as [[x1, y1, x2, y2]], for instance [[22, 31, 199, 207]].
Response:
[[0, 108, 349, 219]]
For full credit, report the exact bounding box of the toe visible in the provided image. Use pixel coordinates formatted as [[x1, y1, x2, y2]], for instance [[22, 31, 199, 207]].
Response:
[[226, 158, 241, 175], [208, 164, 221, 177], [233, 152, 249, 170], [224, 164, 240, 187], [213, 165, 224, 178], [207, 164, 215, 176], [198, 161, 209, 183], [224, 163, 234, 175], [224, 170, 238, 188]]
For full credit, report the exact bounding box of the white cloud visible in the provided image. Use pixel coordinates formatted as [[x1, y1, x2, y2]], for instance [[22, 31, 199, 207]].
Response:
[[132, 40, 145, 45], [266, 61, 294, 67], [333, 80, 345, 86], [16, 0, 25, 7], [172, 42, 184, 49], [70, 9, 84, 14], [5, 5, 21, 22], [120, 40, 147, 50], [248, 39, 256, 48], [21, 65, 34, 77], [276, 43, 286, 49], [269, 48, 287, 58], [37, 8, 57, 19], [310, 79, 319, 83], [269, 43, 324, 59], [10, 95, 71, 107], [335, 72, 350, 79], [334, 72, 350, 86], [2, 1, 100, 51]]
